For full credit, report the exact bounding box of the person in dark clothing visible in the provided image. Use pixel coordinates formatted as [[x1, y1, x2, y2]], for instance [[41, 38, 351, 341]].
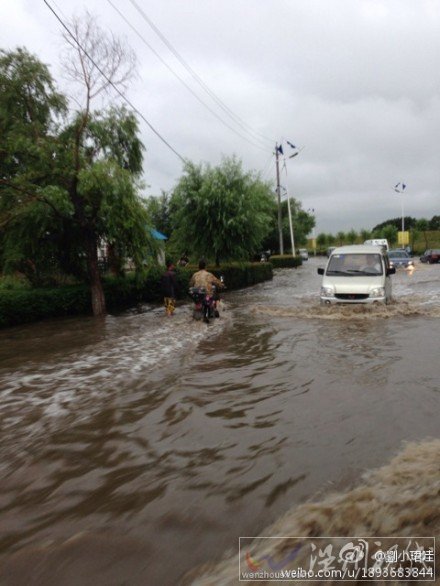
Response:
[[161, 261, 178, 316]]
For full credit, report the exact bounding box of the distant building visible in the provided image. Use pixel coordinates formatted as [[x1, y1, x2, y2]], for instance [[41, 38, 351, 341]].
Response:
[[150, 228, 167, 265], [97, 228, 168, 271]]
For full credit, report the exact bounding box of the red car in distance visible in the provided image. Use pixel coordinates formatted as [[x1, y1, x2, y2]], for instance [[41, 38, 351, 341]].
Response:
[[420, 249, 440, 263]]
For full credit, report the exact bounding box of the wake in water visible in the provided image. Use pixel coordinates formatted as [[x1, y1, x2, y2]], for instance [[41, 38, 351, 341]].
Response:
[[185, 438, 440, 585], [0, 302, 231, 446], [251, 298, 440, 321]]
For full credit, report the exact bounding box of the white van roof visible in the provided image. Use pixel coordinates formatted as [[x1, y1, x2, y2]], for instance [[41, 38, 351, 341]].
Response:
[[330, 245, 386, 255], [363, 239, 389, 249]]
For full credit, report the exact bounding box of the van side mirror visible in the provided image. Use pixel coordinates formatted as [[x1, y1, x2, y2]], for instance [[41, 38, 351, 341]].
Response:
[[387, 267, 396, 275], [317, 268, 324, 275]]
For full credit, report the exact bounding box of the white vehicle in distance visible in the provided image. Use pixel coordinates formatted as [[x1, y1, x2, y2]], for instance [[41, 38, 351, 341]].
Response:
[[317, 245, 396, 305], [363, 238, 389, 252], [298, 248, 309, 260]]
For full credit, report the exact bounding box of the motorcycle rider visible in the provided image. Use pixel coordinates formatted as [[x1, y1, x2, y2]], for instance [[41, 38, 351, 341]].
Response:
[[189, 259, 224, 295]]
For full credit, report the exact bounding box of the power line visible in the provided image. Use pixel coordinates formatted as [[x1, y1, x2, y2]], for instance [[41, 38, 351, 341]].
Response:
[[43, 0, 187, 164], [126, 0, 275, 147], [262, 152, 275, 180], [105, 0, 268, 152]]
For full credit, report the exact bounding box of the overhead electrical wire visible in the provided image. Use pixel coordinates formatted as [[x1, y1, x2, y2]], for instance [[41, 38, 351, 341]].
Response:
[[43, 0, 187, 164], [125, 0, 275, 148], [105, 0, 268, 152], [262, 152, 276, 180]]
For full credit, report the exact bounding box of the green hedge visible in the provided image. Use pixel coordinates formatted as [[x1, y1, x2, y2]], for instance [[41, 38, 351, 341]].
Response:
[[269, 255, 302, 268], [207, 262, 273, 289], [0, 285, 91, 328], [176, 262, 272, 292], [0, 262, 273, 328]]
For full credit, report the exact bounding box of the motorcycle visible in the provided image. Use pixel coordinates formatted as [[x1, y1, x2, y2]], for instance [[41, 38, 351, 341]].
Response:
[[189, 277, 224, 323]]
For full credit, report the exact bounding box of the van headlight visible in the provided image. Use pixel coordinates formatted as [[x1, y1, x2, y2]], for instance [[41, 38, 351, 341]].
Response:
[[321, 286, 335, 297], [370, 287, 385, 298]]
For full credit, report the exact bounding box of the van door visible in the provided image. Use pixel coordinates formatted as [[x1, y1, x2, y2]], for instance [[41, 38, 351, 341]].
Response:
[[383, 254, 392, 301]]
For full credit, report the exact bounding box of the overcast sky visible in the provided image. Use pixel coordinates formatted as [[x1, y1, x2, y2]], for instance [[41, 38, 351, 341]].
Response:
[[1, 0, 439, 233]]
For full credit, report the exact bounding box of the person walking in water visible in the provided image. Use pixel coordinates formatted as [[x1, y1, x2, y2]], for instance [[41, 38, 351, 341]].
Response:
[[161, 260, 178, 316]]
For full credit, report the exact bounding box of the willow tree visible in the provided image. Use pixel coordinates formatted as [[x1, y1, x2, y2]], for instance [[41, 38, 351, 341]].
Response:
[[0, 47, 68, 279], [171, 157, 273, 265], [1, 36, 156, 314], [58, 12, 152, 315]]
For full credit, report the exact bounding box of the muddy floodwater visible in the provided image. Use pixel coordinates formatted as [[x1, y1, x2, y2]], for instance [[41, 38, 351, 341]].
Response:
[[0, 259, 439, 585]]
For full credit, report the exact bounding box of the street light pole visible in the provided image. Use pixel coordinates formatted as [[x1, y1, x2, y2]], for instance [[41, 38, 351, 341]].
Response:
[[280, 143, 303, 256], [393, 182, 407, 246], [283, 187, 295, 255], [275, 143, 284, 255], [307, 208, 316, 255], [287, 197, 295, 256], [401, 197, 405, 235]]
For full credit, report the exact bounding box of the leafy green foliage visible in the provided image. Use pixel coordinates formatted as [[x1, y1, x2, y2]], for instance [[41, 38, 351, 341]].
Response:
[[145, 191, 172, 238], [336, 231, 346, 245], [372, 216, 417, 232], [86, 106, 144, 174], [316, 233, 327, 248], [0, 274, 31, 290], [0, 48, 70, 280], [171, 157, 274, 265], [379, 224, 398, 246], [360, 229, 371, 242], [0, 47, 66, 181], [415, 218, 430, 249], [76, 156, 157, 271], [0, 48, 156, 306], [347, 229, 358, 244], [429, 215, 440, 231], [262, 199, 315, 253]]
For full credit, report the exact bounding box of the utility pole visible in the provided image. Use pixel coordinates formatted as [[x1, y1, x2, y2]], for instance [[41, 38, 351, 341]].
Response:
[[275, 143, 284, 255]]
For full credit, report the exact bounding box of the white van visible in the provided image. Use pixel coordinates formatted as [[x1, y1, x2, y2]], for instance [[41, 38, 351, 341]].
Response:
[[317, 245, 395, 304], [363, 238, 389, 251]]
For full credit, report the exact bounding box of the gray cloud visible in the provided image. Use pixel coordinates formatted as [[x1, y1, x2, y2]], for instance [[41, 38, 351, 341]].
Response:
[[1, 0, 439, 233]]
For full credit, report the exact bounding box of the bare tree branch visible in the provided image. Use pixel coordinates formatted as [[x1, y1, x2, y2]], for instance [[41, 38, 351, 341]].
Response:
[[61, 12, 137, 107]]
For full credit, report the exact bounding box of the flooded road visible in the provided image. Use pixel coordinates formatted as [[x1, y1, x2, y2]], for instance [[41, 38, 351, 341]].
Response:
[[0, 259, 439, 585]]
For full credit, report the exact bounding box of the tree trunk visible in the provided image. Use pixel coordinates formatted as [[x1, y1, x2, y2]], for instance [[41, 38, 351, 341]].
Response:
[[107, 242, 124, 277], [85, 232, 106, 316]]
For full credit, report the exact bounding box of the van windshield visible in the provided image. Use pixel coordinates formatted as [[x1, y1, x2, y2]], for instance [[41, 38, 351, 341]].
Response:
[[326, 253, 383, 276]]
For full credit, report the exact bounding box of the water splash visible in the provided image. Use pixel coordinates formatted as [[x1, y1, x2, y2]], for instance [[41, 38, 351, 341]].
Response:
[[251, 299, 440, 320], [186, 438, 440, 585]]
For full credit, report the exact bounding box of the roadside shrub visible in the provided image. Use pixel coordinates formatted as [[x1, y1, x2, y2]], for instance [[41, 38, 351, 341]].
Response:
[[269, 255, 302, 268], [0, 286, 91, 328], [0, 262, 273, 328], [0, 274, 31, 290], [103, 275, 143, 308], [245, 262, 273, 285], [206, 262, 272, 290]]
